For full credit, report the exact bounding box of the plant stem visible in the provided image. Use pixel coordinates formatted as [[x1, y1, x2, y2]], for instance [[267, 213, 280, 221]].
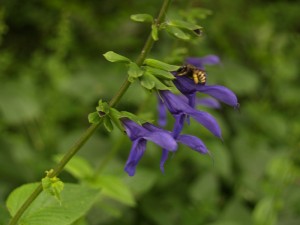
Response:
[[8, 0, 171, 224]]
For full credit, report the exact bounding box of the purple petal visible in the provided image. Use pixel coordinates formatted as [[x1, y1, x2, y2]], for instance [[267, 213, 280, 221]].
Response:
[[172, 114, 185, 139], [173, 76, 197, 95], [160, 90, 222, 138], [185, 108, 222, 139], [144, 131, 177, 151], [186, 55, 221, 69], [196, 97, 221, 109], [160, 149, 169, 173], [177, 134, 209, 154], [196, 85, 239, 108], [122, 119, 147, 141], [159, 90, 190, 113], [124, 139, 147, 176], [157, 96, 167, 127]]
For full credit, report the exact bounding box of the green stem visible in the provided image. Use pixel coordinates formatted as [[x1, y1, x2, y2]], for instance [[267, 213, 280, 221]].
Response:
[[8, 0, 171, 224]]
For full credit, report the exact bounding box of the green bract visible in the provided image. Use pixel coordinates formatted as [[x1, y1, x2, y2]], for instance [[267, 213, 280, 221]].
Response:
[[130, 14, 153, 23], [103, 51, 131, 63], [141, 72, 171, 91], [96, 100, 110, 115], [167, 19, 202, 31], [145, 66, 175, 80], [127, 62, 144, 82], [151, 24, 159, 41], [88, 112, 101, 124], [144, 58, 179, 71], [166, 26, 190, 40]]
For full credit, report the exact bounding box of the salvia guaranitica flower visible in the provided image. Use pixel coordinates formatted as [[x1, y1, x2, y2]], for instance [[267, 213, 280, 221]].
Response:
[[157, 95, 221, 127], [121, 118, 178, 176], [142, 123, 209, 173], [158, 90, 222, 139], [173, 55, 239, 109]]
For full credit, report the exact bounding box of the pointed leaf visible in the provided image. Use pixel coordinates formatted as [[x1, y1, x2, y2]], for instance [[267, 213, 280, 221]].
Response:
[[103, 51, 131, 63], [128, 62, 144, 79], [6, 183, 100, 225], [166, 26, 190, 40], [104, 116, 114, 132], [144, 72, 171, 90], [91, 175, 136, 206], [88, 112, 101, 124], [167, 19, 202, 31], [144, 58, 179, 71], [145, 66, 175, 80], [140, 72, 155, 90], [130, 14, 153, 23]]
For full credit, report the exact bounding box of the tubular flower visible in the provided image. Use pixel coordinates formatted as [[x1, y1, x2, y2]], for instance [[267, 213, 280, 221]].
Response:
[[173, 55, 239, 109], [158, 90, 222, 139], [121, 118, 177, 176], [157, 95, 221, 127], [143, 123, 209, 172]]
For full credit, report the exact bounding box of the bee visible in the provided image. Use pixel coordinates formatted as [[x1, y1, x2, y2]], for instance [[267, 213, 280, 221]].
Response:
[[176, 64, 206, 85]]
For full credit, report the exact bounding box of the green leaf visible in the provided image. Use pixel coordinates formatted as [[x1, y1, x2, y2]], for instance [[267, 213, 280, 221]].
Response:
[[145, 66, 175, 80], [91, 175, 135, 206], [253, 198, 278, 225], [104, 116, 114, 132], [140, 72, 155, 90], [147, 72, 172, 90], [144, 58, 179, 71], [103, 51, 131, 63], [167, 19, 202, 31], [6, 183, 100, 225], [127, 62, 144, 81], [130, 14, 153, 23], [166, 26, 190, 40], [54, 155, 94, 180], [88, 112, 101, 124], [151, 24, 159, 41]]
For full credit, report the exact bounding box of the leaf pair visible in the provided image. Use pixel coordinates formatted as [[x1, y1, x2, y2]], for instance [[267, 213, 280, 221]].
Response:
[[103, 51, 179, 91]]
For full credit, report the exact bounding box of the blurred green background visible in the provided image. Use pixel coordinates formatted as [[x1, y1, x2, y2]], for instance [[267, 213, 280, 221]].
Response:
[[1, 0, 300, 224]]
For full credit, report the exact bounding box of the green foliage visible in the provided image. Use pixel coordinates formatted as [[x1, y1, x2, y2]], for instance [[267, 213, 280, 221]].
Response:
[[6, 183, 100, 225], [130, 14, 153, 23], [1, 0, 300, 224], [144, 58, 179, 71], [103, 51, 131, 63]]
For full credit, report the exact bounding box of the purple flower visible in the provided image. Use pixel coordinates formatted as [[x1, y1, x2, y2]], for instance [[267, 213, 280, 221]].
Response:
[[159, 90, 222, 139], [143, 123, 209, 172], [186, 55, 221, 69], [173, 55, 239, 109], [196, 97, 221, 109], [122, 118, 178, 176], [157, 95, 221, 127]]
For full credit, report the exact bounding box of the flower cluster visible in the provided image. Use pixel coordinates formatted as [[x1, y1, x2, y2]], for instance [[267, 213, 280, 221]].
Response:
[[122, 55, 238, 176]]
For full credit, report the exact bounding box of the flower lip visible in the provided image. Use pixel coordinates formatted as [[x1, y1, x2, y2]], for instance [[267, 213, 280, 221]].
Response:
[[159, 90, 222, 139], [121, 118, 178, 176]]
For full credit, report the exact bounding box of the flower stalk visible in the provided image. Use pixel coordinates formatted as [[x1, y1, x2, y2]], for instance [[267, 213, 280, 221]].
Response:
[[8, 0, 172, 224]]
